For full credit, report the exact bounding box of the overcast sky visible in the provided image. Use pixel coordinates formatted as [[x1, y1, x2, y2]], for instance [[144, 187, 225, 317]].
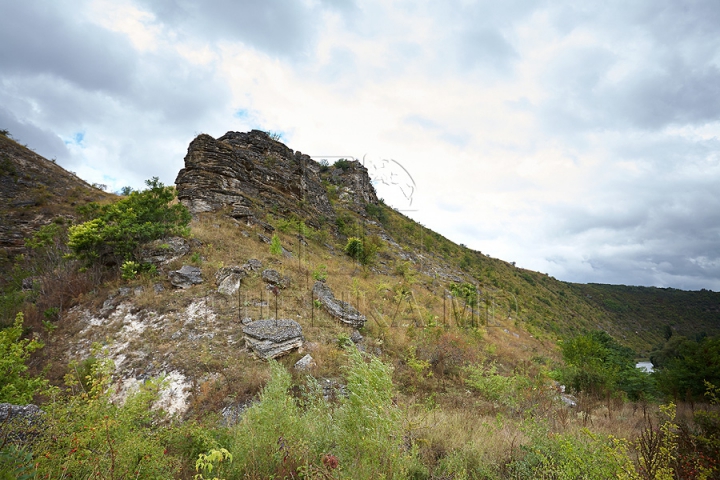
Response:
[[2, 0, 720, 291]]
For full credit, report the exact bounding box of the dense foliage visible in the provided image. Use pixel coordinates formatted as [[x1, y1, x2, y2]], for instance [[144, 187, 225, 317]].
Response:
[[651, 334, 720, 399], [68, 177, 190, 265], [558, 330, 655, 401]]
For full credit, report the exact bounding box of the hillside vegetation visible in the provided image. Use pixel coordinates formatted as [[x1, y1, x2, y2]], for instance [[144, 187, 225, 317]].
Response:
[[1, 130, 719, 479]]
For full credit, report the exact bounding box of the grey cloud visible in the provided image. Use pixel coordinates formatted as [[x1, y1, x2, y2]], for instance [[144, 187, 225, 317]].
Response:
[[0, 106, 69, 161], [545, 169, 720, 289], [126, 52, 230, 123], [134, 0, 329, 57], [555, 247, 720, 291], [540, 1, 720, 133], [0, 1, 233, 191], [0, 2, 136, 93], [438, 1, 539, 75], [607, 62, 720, 129]]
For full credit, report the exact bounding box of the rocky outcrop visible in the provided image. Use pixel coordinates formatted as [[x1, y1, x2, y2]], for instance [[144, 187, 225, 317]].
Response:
[[175, 131, 338, 228], [327, 160, 379, 213], [169, 265, 203, 288], [312, 281, 366, 328], [242, 319, 304, 359], [140, 237, 190, 265], [243, 258, 263, 271]]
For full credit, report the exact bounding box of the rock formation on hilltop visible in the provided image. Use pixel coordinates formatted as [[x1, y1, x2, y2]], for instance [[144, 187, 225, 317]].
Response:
[[174, 130, 379, 227]]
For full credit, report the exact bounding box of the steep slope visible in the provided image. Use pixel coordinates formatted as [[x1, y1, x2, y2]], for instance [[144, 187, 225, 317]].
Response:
[[0, 132, 113, 266]]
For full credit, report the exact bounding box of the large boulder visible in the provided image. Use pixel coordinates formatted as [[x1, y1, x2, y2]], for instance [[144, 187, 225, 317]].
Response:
[[312, 281, 366, 328], [242, 319, 303, 360], [169, 265, 203, 288], [215, 266, 247, 295]]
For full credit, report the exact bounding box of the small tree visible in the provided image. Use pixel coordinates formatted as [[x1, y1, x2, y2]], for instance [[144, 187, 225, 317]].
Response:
[[269, 234, 282, 256], [345, 237, 364, 262]]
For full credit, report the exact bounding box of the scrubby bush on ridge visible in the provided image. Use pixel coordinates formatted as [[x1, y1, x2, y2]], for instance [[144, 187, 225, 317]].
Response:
[[68, 177, 190, 265]]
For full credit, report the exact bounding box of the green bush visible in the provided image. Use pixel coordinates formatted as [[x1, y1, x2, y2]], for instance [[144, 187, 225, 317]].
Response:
[[312, 264, 328, 282], [33, 352, 178, 478], [651, 334, 720, 399], [345, 236, 382, 266], [365, 203, 388, 225], [228, 350, 413, 479], [334, 158, 352, 171], [508, 423, 637, 479], [68, 177, 190, 265], [0, 312, 46, 403], [558, 330, 642, 398], [464, 363, 529, 408], [345, 237, 364, 261]]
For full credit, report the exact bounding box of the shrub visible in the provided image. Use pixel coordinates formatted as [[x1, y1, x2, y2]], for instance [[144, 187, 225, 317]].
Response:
[[464, 363, 528, 408], [228, 361, 314, 478], [345, 237, 363, 262], [312, 264, 328, 282], [120, 260, 140, 280], [0, 312, 46, 403], [228, 350, 413, 479], [558, 330, 639, 398], [335, 348, 411, 478], [508, 423, 637, 479], [33, 351, 179, 478], [335, 212, 356, 236], [345, 236, 382, 266], [365, 203, 388, 224], [651, 335, 720, 399], [334, 158, 352, 171], [68, 177, 190, 265]]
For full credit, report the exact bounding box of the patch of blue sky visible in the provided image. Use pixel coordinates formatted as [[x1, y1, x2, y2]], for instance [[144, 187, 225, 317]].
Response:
[[234, 108, 250, 119], [63, 131, 86, 147]]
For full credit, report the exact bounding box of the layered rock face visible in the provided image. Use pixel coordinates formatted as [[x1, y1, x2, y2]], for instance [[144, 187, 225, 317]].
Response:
[[175, 131, 338, 227]]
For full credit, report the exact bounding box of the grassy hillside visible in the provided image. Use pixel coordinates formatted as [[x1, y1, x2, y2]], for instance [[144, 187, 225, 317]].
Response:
[[375, 205, 720, 355], [3, 135, 720, 478]]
